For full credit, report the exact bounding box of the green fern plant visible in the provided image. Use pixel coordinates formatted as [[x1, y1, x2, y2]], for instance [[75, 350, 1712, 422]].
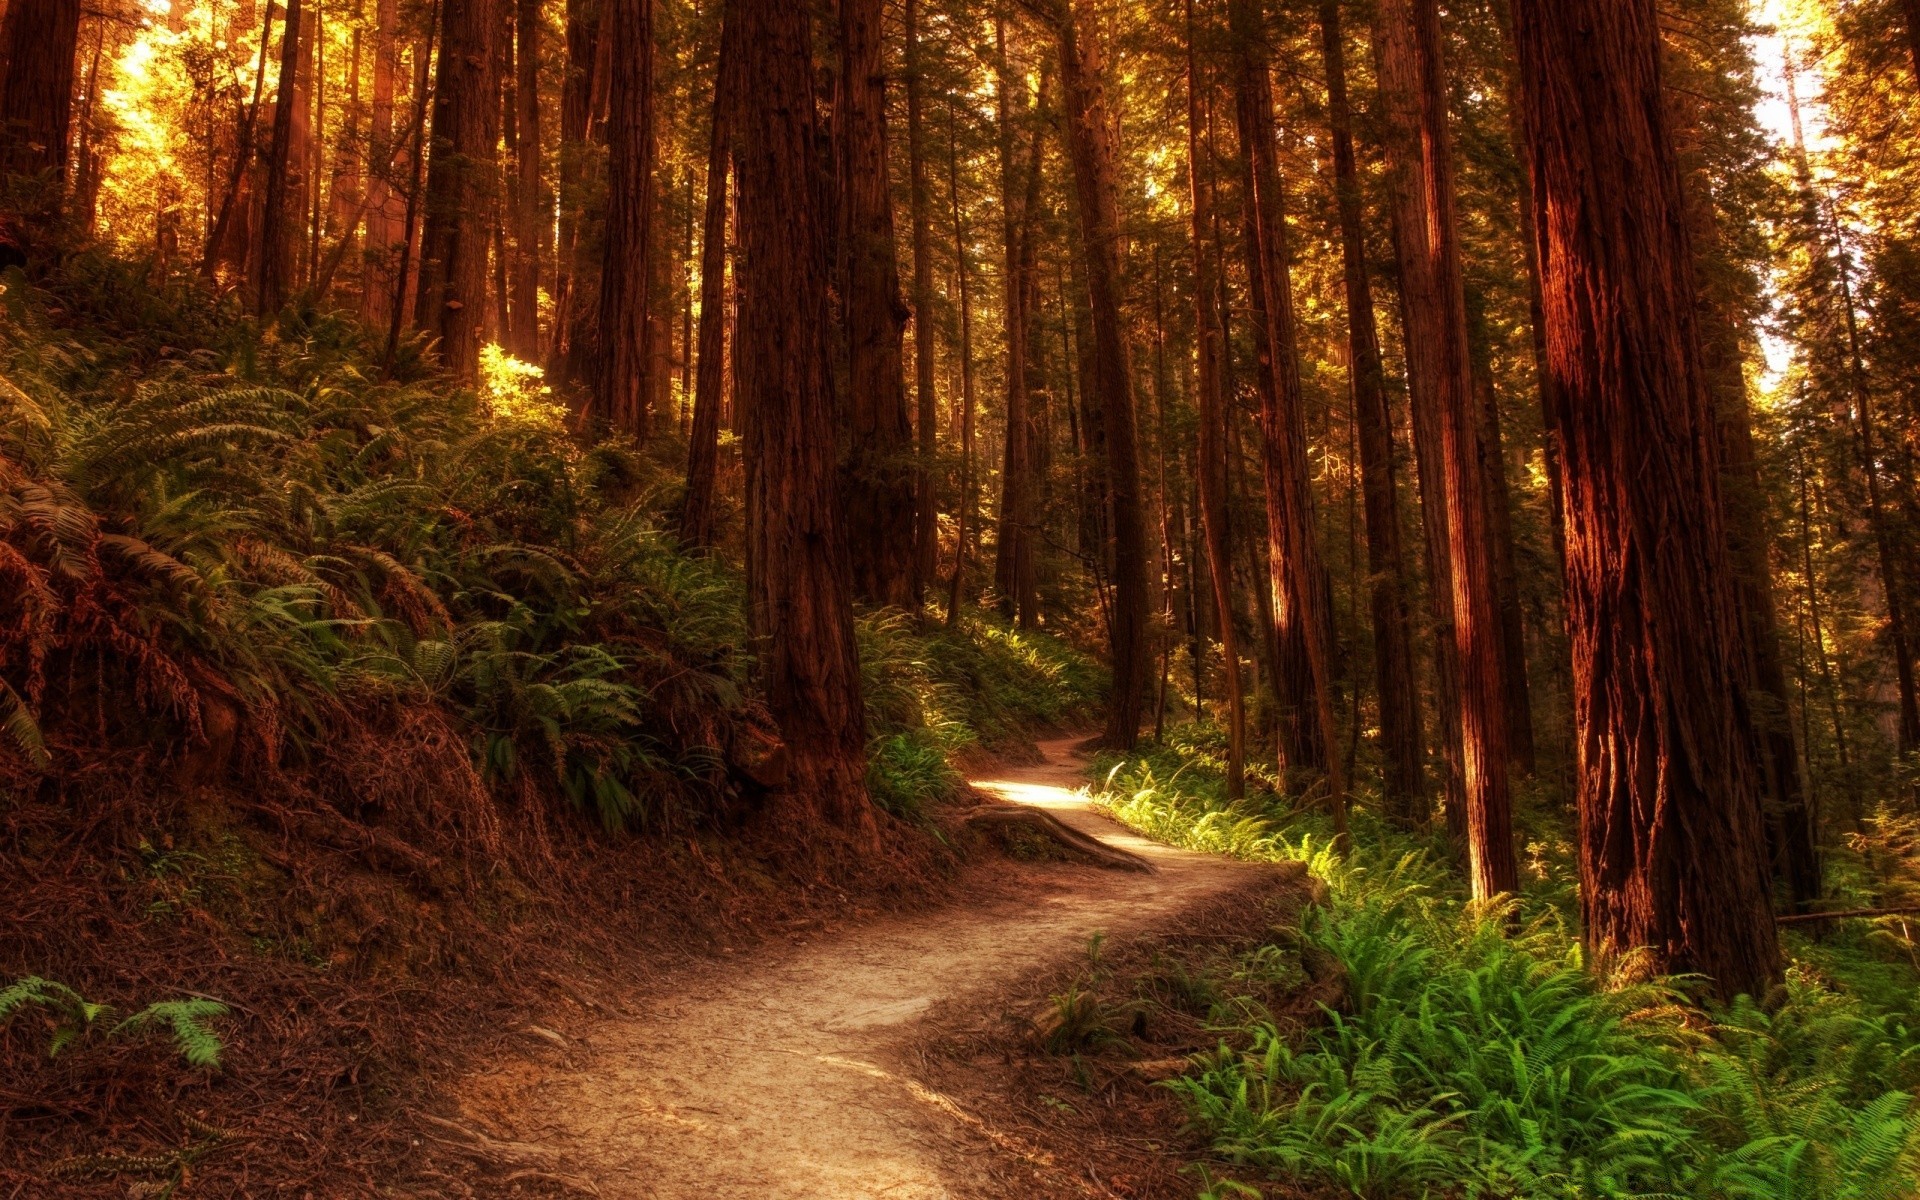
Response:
[[0, 977, 228, 1068]]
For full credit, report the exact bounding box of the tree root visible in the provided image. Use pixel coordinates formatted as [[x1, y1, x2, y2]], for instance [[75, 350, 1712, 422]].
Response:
[[958, 805, 1155, 873], [412, 1113, 601, 1195]]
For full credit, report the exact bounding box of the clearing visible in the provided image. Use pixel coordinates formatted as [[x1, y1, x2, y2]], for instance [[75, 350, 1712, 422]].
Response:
[[441, 737, 1301, 1198]]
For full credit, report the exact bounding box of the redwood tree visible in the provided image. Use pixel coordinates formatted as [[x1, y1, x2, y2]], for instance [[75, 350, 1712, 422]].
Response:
[[734, 0, 874, 838], [1056, 0, 1151, 750], [415, 0, 498, 379], [1317, 0, 1423, 824], [1231, 0, 1343, 824], [1375, 0, 1514, 897], [0, 0, 82, 227], [839, 0, 916, 608], [593, 0, 653, 434], [1189, 0, 1244, 800], [1509, 0, 1781, 998], [680, 0, 738, 551]]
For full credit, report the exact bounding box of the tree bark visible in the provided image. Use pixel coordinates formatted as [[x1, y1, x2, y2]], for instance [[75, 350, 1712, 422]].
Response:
[[992, 21, 1045, 631], [1317, 0, 1423, 825], [415, 0, 498, 379], [1510, 0, 1782, 999], [906, 0, 938, 608], [838, 0, 915, 608], [1230, 0, 1343, 834], [734, 0, 874, 840], [945, 108, 978, 627], [1467, 296, 1537, 777], [1189, 0, 1244, 800], [510, 0, 542, 356], [258, 0, 306, 314], [0, 0, 81, 225], [592, 0, 653, 434], [680, 0, 737, 551], [1055, 0, 1150, 750], [1374, 0, 1513, 896]]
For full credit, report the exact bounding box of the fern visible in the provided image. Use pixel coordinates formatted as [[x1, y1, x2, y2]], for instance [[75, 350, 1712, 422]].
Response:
[[111, 999, 230, 1069]]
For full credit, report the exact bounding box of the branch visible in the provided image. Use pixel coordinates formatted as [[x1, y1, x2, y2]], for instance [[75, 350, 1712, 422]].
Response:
[[1775, 904, 1920, 925]]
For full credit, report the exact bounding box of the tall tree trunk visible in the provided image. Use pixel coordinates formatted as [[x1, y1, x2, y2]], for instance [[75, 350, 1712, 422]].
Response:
[[1467, 298, 1537, 777], [1375, 0, 1513, 896], [0, 0, 81, 230], [359, 0, 400, 322], [993, 45, 1047, 630], [1187, 1, 1244, 799], [906, 0, 938, 608], [592, 0, 652, 433], [945, 108, 978, 627], [258, 0, 306, 313], [734, 0, 873, 840], [1317, 0, 1423, 825], [838, 0, 915, 608], [1681, 65, 1821, 909], [550, 0, 605, 378], [1231, 0, 1344, 832], [510, 0, 542, 356], [680, 0, 737, 551], [1510, 0, 1781, 999], [1056, 0, 1150, 750], [415, 0, 497, 378]]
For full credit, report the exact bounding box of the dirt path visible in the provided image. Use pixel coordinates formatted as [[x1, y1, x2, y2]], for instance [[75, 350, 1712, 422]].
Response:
[[454, 738, 1285, 1199]]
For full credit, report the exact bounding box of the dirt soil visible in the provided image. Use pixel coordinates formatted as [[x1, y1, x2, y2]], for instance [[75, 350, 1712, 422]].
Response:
[[442, 738, 1305, 1199]]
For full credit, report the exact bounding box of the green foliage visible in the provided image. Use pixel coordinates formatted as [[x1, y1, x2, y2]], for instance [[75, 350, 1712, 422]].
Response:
[[1, 976, 228, 1068], [1093, 733, 1920, 1200]]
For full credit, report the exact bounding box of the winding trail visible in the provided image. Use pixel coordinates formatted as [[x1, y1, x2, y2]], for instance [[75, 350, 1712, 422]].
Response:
[[458, 738, 1285, 1198]]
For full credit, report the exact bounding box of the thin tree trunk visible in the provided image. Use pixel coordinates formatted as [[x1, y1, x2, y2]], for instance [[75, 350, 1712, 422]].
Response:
[[1375, 0, 1512, 895], [592, 0, 653, 433], [1055, 0, 1150, 750], [839, 0, 915, 608], [906, 0, 938, 608], [1510, 0, 1782, 998], [734, 0, 873, 840], [383, 10, 437, 371], [1317, 0, 1423, 825], [1231, 0, 1343, 836], [204, 0, 276, 278], [945, 109, 978, 628], [680, 0, 737, 550], [1467, 300, 1537, 776], [258, 0, 306, 313], [509, 0, 541, 355], [415, 0, 497, 378], [1187, 0, 1243, 799]]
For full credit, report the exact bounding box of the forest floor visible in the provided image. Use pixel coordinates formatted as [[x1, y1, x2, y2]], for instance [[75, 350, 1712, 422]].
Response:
[[437, 738, 1307, 1198]]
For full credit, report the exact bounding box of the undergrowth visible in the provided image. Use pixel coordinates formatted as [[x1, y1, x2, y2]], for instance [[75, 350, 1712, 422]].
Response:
[[1091, 730, 1920, 1199], [0, 257, 1100, 831]]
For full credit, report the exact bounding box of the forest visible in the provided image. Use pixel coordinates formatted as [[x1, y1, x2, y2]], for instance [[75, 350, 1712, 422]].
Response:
[[3, 0, 1920, 1191]]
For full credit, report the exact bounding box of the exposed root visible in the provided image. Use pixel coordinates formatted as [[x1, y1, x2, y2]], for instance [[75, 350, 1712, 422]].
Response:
[[959, 805, 1155, 873]]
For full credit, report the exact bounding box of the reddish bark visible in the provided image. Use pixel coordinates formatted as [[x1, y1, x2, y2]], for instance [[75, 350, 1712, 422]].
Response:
[[734, 0, 874, 839], [1510, 0, 1782, 998], [992, 23, 1045, 631], [415, 0, 498, 379], [1317, 0, 1424, 824], [257, 0, 306, 314], [839, 0, 915, 609], [1231, 0, 1344, 829], [1188, 0, 1244, 800], [592, 0, 653, 435], [680, 1, 738, 551], [0, 0, 80, 206], [1375, 0, 1514, 897], [1056, 0, 1152, 750], [510, 0, 542, 356], [905, 0, 938, 608]]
